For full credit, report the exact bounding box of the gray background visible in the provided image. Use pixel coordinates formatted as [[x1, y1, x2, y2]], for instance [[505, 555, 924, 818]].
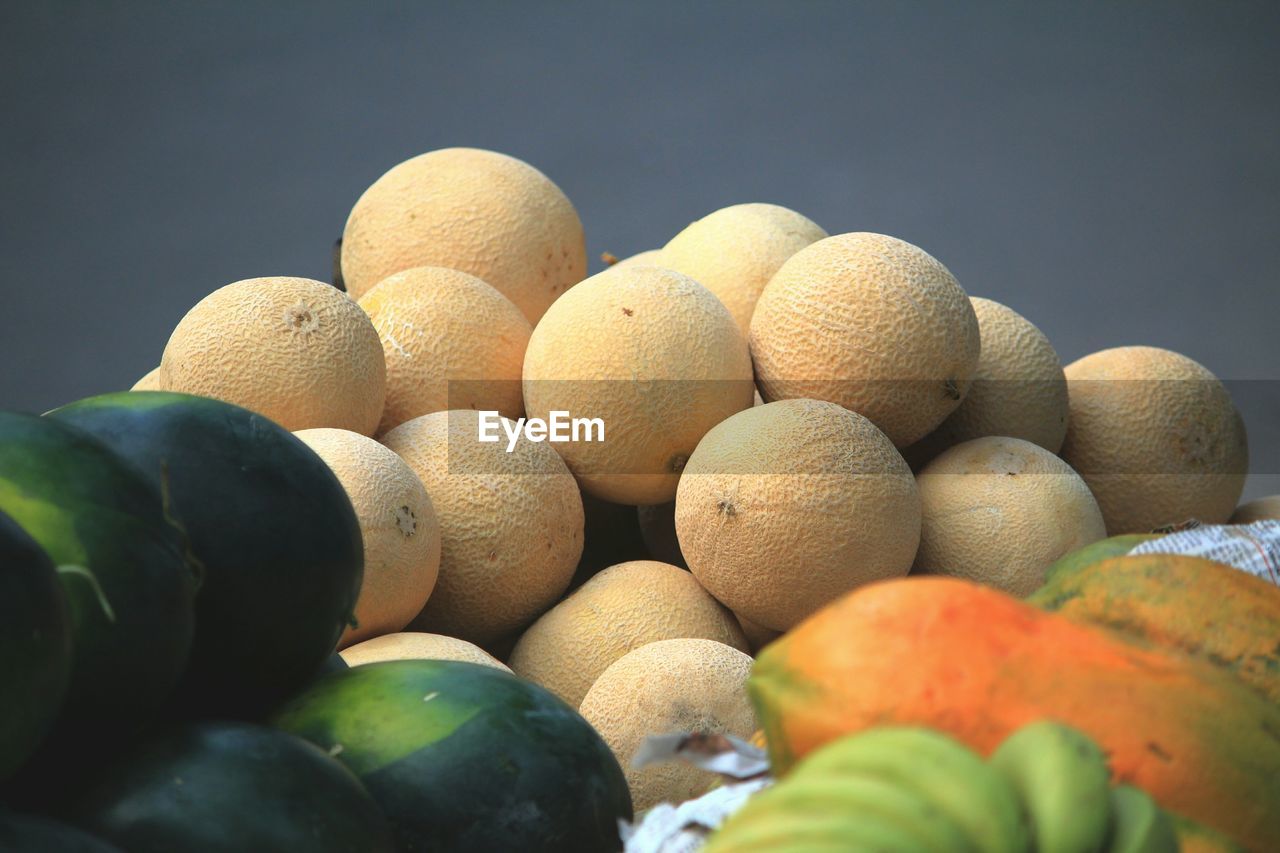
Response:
[[2, 1, 1277, 498]]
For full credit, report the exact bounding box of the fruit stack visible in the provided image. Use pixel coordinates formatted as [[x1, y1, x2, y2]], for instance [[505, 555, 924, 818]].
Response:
[[2, 147, 1277, 852]]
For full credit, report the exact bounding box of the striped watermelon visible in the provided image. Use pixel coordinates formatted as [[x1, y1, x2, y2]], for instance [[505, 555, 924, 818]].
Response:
[[0, 412, 196, 732], [273, 659, 632, 852], [48, 391, 363, 718], [0, 507, 71, 780]]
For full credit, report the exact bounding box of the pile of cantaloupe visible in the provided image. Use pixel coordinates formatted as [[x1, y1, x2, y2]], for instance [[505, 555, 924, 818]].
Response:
[[133, 146, 1270, 826]]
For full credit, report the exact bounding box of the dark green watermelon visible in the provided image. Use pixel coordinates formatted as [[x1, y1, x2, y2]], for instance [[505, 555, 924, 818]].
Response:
[[0, 413, 197, 731], [0, 813, 122, 852], [48, 391, 363, 718], [272, 659, 632, 853], [70, 722, 393, 853], [0, 509, 71, 780]]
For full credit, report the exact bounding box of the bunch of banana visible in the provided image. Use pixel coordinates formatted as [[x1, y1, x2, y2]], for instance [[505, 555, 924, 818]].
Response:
[[989, 721, 1177, 853], [703, 722, 1184, 852], [703, 727, 1028, 852]]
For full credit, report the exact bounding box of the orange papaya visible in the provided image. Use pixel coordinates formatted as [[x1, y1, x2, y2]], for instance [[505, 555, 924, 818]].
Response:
[[1172, 813, 1246, 853], [750, 577, 1280, 850], [1029, 553, 1280, 703]]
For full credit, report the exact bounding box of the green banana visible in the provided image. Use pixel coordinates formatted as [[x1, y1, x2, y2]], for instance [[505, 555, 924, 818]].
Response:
[[797, 727, 1029, 853], [989, 721, 1113, 853], [756, 775, 977, 851], [709, 808, 936, 852], [1106, 785, 1178, 853]]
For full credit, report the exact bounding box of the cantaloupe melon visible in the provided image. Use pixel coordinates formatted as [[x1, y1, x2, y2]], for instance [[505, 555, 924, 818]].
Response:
[[339, 632, 510, 672], [905, 297, 1067, 467], [294, 428, 440, 647], [341, 148, 585, 321], [131, 366, 166, 391], [380, 410, 583, 645], [606, 249, 664, 269], [523, 265, 754, 505], [578, 638, 756, 812], [750, 233, 981, 448], [1060, 347, 1248, 534], [660, 203, 826, 336], [675, 399, 921, 631], [914, 436, 1107, 596], [161, 277, 386, 435], [507, 560, 747, 708], [1230, 495, 1280, 524], [357, 266, 530, 435]]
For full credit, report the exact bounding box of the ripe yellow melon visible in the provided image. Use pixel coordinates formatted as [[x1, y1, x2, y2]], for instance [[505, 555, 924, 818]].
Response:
[[523, 265, 754, 505], [905, 297, 1068, 467], [1231, 495, 1280, 524], [508, 560, 747, 708], [380, 410, 584, 645], [341, 148, 586, 321], [357, 266, 531, 435], [750, 233, 981, 447], [675, 399, 921, 631], [578, 638, 756, 811], [1060, 346, 1248, 534], [606, 249, 664, 269], [661, 203, 826, 336], [294, 428, 440, 647], [161, 277, 386, 434], [914, 436, 1107, 596], [339, 632, 510, 672], [132, 366, 166, 391]]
